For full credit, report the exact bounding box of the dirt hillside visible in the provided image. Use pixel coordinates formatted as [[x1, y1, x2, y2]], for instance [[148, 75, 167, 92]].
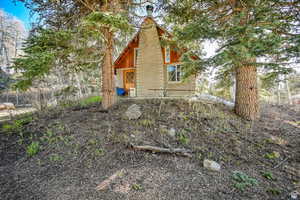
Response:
[[0, 99, 299, 200]]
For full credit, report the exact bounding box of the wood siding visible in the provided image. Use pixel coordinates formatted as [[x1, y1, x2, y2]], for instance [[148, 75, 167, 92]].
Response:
[[114, 36, 139, 69], [163, 65, 196, 96]]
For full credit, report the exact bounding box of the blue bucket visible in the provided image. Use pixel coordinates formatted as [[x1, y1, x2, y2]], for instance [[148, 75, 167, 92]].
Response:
[[116, 87, 126, 96]]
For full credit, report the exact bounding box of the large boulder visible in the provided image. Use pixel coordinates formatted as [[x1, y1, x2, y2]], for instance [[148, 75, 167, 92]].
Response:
[[125, 104, 142, 120], [203, 159, 221, 171]]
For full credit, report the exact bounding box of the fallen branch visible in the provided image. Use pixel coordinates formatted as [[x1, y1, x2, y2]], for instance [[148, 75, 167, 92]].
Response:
[[96, 169, 125, 191], [129, 143, 193, 158], [283, 120, 300, 129], [273, 157, 289, 169]]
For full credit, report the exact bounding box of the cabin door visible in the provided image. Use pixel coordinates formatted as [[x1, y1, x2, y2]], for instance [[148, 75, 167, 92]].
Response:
[[123, 69, 135, 92]]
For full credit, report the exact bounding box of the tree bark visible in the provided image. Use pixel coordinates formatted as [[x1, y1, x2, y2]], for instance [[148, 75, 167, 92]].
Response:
[[234, 65, 259, 120], [101, 28, 116, 110]]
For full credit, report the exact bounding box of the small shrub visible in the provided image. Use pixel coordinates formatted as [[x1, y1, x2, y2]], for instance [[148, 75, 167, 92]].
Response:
[[232, 171, 258, 191], [94, 148, 105, 156], [266, 188, 281, 195], [177, 131, 190, 145], [132, 183, 143, 191], [264, 151, 280, 159], [59, 100, 76, 108], [140, 119, 154, 127], [2, 124, 15, 133], [15, 116, 33, 127], [1, 116, 33, 134], [262, 171, 276, 180], [79, 96, 102, 106], [26, 141, 40, 157]]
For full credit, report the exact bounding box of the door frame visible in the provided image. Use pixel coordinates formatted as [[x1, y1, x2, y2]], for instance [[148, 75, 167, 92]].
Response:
[[123, 69, 136, 92]]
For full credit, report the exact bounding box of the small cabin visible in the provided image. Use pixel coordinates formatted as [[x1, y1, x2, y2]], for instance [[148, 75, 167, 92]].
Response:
[[114, 16, 196, 97]]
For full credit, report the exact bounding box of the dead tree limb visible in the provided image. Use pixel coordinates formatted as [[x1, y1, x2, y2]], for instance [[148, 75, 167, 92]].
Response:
[[129, 143, 193, 158]]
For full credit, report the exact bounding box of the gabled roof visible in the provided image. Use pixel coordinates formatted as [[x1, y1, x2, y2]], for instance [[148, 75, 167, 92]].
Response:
[[114, 17, 171, 66], [114, 31, 140, 66]]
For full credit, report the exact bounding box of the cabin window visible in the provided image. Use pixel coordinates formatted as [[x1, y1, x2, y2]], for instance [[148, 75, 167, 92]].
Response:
[[167, 64, 181, 82], [165, 46, 170, 63], [134, 48, 139, 66]]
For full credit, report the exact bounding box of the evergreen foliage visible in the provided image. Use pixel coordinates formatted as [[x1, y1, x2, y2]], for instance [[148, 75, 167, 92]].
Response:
[[163, 0, 300, 119], [13, 29, 72, 90], [13, 0, 136, 107], [165, 0, 299, 75]]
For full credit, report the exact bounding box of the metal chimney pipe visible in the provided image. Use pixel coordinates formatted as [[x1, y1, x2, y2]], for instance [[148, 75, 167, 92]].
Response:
[[146, 5, 154, 17]]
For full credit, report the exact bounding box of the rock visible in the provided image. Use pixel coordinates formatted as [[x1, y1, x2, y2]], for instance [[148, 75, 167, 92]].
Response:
[[0, 102, 15, 111], [0, 104, 5, 110], [168, 128, 176, 137], [289, 191, 299, 200], [203, 159, 221, 171], [125, 104, 142, 120]]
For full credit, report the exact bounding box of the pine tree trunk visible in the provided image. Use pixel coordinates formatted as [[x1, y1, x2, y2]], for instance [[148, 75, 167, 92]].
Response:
[[286, 79, 292, 105], [230, 73, 236, 102], [75, 72, 83, 99], [234, 65, 259, 120], [277, 82, 281, 105], [101, 28, 116, 110]]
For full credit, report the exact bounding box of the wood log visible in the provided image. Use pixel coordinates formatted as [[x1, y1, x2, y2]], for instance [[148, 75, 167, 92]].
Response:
[[0, 103, 15, 111], [129, 143, 193, 158]]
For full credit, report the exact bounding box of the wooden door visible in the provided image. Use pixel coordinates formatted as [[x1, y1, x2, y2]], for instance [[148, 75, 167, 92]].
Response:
[[123, 69, 135, 92]]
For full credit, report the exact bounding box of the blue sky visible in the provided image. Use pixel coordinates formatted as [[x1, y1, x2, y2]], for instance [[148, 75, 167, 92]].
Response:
[[0, 0, 32, 30]]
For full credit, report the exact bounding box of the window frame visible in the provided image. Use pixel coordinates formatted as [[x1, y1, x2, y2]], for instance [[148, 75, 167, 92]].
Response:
[[165, 46, 171, 63], [167, 64, 182, 83], [134, 48, 139, 66]]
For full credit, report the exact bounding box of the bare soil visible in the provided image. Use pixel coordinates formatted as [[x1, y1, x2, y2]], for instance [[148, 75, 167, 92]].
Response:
[[0, 99, 299, 200]]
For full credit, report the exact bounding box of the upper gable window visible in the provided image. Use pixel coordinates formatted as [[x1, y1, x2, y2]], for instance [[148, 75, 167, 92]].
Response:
[[165, 46, 170, 63]]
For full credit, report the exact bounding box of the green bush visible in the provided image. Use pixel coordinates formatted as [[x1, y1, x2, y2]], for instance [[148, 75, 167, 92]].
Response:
[[177, 130, 190, 145], [79, 96, 102, 106], [26, 141, 40, 157], [262, 171, 276, 180], [264, 151, 280, 159], [2, 124, 15, 133], [232, 171, 258, 191], [132, 183, 143, 191], [1, 116, 33, 134]]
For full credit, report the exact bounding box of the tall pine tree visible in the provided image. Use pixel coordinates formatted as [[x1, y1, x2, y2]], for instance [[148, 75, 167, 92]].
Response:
[[164, 0, 300, 120], [16, 0, 144, 109]]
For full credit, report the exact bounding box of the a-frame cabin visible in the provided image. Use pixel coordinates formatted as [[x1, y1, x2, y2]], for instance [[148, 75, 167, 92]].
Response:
[[114, 9, 196, 97]]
